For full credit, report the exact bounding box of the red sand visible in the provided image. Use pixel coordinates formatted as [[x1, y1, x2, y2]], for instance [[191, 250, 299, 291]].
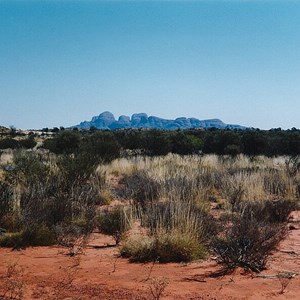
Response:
[[0, 213, 299, 300]]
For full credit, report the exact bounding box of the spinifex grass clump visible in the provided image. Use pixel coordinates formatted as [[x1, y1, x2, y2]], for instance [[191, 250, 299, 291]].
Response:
[[120, 195, 212, 263], [120, 231, 206, 263], [140, 201, 217, 241]]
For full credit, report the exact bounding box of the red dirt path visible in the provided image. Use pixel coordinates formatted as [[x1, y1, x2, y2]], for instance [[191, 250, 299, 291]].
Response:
[[0, 212, 299, 300]]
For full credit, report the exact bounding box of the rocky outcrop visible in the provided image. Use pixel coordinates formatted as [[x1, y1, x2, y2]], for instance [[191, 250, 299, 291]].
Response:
[[74, 111, 246, 130]]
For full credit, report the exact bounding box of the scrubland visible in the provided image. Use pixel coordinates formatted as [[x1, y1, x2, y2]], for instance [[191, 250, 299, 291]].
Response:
[[0, 147, 299, 299]]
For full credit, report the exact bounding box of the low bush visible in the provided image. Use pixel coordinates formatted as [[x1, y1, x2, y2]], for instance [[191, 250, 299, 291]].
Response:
[[0, 232, 23, 248], [0, 226, 56, 249], [0, 138, 19, 149], [19, 136, 37, 149], [0, 212, 20, 232], [155, 232, 207, 263], [0, 150, 99, 249], [54, 224, 87, 256], [121, 235, 155, 262], [97, 206, 132, 245], [120, 232, 206, 263], [238, 199, 296, 223], [0, 181, 14, 225], [23, 226, 56, 246], [7, 150, 51, 185], [212, 216, 287, 273], [41, 131, 80, 154], [264, 199, 296, 223]]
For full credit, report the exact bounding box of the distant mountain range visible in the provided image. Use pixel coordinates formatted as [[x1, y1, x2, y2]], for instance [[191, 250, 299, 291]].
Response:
[[73, 111, 247, 130]]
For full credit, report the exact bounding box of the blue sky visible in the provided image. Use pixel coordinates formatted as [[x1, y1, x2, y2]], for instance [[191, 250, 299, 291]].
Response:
[[1, 0, 300, 129]]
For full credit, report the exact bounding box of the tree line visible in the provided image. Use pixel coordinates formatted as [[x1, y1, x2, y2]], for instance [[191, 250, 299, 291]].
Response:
[[1, 127, 300, 157], [39, 127, 300, 157]]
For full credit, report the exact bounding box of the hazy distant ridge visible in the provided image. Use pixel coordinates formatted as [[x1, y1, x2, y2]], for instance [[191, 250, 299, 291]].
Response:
[[74, 111, 246, 130]]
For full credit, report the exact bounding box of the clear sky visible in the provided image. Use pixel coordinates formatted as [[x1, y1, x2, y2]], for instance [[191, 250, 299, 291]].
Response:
[[1, 0, 300, 130]]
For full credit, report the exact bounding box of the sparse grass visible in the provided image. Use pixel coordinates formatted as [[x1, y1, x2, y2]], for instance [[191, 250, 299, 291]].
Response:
[[55, 224, 89, 256], [148, 277, 169, 300], [277, 271, 296, 294], [51, 263, 79, 300], [98, 189, 114, 205], [0, 262, 25, 300]]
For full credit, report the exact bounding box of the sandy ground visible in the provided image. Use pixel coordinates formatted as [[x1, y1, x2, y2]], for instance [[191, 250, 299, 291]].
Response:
[[0, 212, 299, 300]]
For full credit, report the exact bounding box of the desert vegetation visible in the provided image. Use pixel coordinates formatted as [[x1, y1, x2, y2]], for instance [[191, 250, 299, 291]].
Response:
[[0, 132, 120, 251], [0, 127, 299, 272], [100, 154, 297, 269], [0, 128, 299, 298]]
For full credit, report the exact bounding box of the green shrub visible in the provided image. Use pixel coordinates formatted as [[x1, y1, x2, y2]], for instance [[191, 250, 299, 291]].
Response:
[[0, 212, 20, 232], [26, 226, 56, 246], [80, 131, 120, 163], [155, 232, 207, 263], [120, 235, 155, 262], [41, 131, 80, 154], [57, 154, 95, 185], [0, 226, 56, 248], [0, 232, 23, 248], [8, 150, 51, 185], [19, 136, 37, 149], [0, 138, 19, 149], [56, 133, 120, 185], [1, 150, 99, 242], [97, 206, 132, 245], [120, 232, 206, 263]]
